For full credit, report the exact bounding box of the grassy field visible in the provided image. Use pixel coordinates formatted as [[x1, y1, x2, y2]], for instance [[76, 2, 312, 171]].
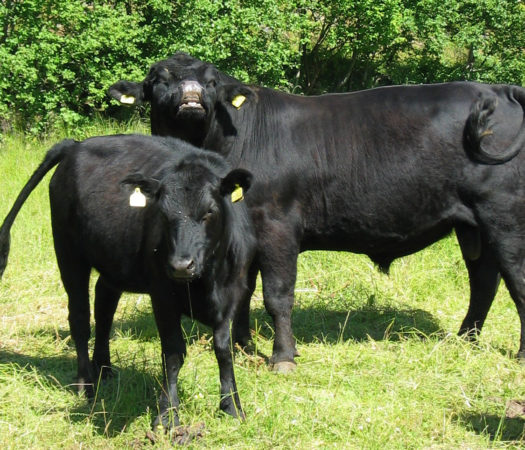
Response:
[[1, 125, 524, 449]]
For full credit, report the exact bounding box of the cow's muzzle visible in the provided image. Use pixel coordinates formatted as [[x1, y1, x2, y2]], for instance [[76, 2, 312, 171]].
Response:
[[178, 81, 205, 111]]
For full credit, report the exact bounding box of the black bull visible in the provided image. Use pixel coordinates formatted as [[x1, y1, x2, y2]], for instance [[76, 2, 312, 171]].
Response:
[[0, 135, 256, 428], [110, 52, 525, 371]]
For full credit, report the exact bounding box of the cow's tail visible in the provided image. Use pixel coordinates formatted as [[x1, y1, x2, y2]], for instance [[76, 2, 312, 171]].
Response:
[[0, 139, 75, 279], [465, 87, 525, 165]]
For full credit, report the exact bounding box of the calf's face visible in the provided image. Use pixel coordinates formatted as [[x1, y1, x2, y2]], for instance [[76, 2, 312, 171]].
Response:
[[123, 164, 252, 281]]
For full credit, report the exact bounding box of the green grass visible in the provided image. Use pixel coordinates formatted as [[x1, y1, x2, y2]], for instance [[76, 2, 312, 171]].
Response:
[[1, 125, 525, 448]]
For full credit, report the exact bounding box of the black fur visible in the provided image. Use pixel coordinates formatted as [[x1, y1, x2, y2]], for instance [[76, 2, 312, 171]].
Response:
[[0, 134, 256, 429], [110, 53, 525, 366]]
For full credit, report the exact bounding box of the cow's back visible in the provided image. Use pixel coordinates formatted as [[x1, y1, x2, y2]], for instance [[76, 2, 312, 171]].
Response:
[[217, 82, 523, 260]]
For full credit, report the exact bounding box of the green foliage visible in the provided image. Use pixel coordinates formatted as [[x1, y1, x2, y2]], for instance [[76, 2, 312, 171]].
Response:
[[0, 0, 523, 133], [294, 0, 525, 92]]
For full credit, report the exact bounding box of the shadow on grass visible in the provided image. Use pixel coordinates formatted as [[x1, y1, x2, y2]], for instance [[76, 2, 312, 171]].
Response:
[[459, 412, 525, 442], [110, 297, 443, 347], [108, 299, 443, 349], [0, 348, 159, 437], [249, 303, 443, 344], [0, 297, 450, 440], [0, 349, 76, 387]]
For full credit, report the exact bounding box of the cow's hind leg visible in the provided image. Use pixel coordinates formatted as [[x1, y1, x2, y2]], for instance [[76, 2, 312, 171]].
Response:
[[471, 202, 525, 360], [456, 225, 501, 338], [493, 251, 525, 361], [259, 249, 299, 372], [92, 277, 122, 379]]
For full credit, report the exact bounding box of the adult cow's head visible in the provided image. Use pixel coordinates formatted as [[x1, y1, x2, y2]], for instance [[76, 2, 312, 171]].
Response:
[[109, 52, 256, 147], [122, 156, 252, 281]]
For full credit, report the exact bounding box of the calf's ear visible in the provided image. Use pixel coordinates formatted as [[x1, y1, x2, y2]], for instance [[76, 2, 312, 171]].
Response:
[[108, 80, 145, 106], [220, 169, 253, 202], [121, 173, 161, 198], [217, 84, 256, 110]]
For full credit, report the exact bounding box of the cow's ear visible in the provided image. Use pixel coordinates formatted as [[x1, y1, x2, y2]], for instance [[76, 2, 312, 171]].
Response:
[[121, 173, 161, 198], [218, 84, 256, 110], [220, 168, 253, 203], [108, 80, 145, 106]]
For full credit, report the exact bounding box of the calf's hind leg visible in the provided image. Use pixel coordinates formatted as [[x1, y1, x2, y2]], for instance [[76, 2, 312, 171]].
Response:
[[92, 277, 122, 379], [232, 262, 258, 349], [54, 244, 94, 397]]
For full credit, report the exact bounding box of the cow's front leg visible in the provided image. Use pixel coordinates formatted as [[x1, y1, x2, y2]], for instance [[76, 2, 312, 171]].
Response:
[[213, 318, 244, 419], [151, 296, 185, 430], [251, 213, 300, 373], [258, 246, 299, 372]]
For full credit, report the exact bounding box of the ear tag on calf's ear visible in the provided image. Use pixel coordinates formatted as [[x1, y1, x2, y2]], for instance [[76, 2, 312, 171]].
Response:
[[120, 94, 136, 105], [231, 184, 244, 203], [129, 187, 146, 207], [231, 95, 246, 109]]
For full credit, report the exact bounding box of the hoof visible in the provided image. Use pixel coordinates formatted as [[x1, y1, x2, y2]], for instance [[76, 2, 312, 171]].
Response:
[[271, 361, 297, 374], [152, 410, 180, 432], [76, 377, 95, 399], [94, 365, 115, 381]]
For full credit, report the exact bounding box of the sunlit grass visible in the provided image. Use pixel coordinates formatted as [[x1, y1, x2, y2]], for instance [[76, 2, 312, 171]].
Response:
[[1, 125, 524, 448]]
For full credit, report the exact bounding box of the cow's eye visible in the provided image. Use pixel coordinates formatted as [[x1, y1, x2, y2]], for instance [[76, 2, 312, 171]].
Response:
[[201, 211, 214, 223], [207, 79, 217, 88]]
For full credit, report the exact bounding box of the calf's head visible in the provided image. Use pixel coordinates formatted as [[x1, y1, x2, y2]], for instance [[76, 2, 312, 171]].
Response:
[[109, 52, 255, 146], [122, 161, 252, 281]]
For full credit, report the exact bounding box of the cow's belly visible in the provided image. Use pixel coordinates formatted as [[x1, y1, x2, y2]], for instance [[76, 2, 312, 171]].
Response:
[[300, 199, 471, 261], [301, 220, 453, 258]]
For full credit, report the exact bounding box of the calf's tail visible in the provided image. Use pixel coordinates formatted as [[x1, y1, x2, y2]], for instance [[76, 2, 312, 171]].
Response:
[[0, 139, 75, 279], [465, 86, 525, 165]]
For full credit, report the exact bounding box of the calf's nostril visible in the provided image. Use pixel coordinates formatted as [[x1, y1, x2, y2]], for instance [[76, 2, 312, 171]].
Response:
[[170, 258, 196, 277]]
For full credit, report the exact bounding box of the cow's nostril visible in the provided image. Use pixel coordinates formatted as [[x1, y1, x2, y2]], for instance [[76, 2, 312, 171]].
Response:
[[187, 260, 195, 271]]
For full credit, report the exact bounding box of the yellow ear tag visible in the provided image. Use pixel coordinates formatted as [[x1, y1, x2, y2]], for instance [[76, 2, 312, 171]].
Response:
[[129, 187, 146, 207], [231, 184, 244, 203], [120, 94, 136, 105], [231, 95, 246, 109]]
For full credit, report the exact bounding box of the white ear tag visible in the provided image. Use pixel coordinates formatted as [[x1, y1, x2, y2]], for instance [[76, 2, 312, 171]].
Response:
[[120, 94, 136, 105], [129, 187, 146, 207]]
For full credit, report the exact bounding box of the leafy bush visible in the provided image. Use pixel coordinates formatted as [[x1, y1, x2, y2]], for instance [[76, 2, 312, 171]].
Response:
[[293, 0, 525, 93], [0, 0, 523, 133]]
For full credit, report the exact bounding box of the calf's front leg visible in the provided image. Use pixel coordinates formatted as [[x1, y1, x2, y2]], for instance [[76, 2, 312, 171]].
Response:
[[153, 351, 185, 430], [213, 318, 244, 419], [151, 296, 186, 430]]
